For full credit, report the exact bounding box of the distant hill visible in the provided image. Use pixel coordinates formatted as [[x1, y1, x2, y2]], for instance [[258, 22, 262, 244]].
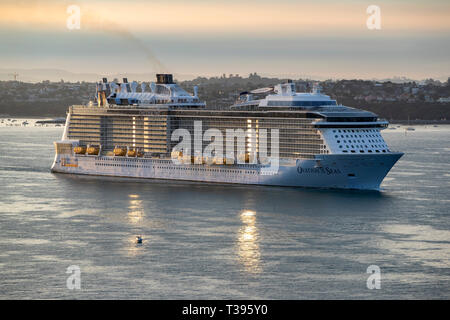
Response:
[[0, 75, 449, 121], [0, 68, 197, 83], [1, 68, 447, 84]]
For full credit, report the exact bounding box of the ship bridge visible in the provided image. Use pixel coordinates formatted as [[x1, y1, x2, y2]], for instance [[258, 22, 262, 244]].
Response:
[[232, 81, 338, 109]]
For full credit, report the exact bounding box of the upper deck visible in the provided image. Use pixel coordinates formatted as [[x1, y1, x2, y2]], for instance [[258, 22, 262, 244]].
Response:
[[89, 75, 385, 127]]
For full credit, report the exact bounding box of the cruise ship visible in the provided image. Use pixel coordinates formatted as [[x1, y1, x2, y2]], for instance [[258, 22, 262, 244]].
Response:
[[51, 74, 403, 190]]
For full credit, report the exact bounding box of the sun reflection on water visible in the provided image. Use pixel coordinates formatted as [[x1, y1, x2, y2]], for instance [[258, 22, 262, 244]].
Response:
[[128, 194, 144, 224], [237, 210, 262, 274], [125, 194, 146, 257]]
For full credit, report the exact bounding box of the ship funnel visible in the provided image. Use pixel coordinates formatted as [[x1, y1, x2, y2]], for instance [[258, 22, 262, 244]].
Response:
[[122, 78, 131, 92], [193, 86, 198, 97], [156, 74, 174, 84]]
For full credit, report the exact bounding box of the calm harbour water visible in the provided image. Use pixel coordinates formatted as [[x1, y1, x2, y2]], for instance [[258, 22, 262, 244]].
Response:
[[0, 123, 449, 299]]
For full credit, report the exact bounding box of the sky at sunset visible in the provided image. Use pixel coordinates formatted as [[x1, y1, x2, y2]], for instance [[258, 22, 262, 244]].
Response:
[[1, 0, 449, 80]]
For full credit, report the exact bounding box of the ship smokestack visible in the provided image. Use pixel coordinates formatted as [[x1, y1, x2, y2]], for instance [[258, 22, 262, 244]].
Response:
[[156, 74, 173, 84]]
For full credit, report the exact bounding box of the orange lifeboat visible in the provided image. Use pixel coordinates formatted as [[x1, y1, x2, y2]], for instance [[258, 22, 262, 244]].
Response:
[[74, 146, 86, 154], [127, 149, 137, 157], [114, 147, 127, 156], [87, 146, 100, 155]]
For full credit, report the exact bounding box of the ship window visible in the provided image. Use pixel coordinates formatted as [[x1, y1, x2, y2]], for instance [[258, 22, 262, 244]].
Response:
[[343, 150, 348, 153], [351, 150, 356, 153]]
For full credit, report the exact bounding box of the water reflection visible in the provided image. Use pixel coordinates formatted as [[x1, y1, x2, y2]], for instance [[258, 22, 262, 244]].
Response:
[[126, 194, 145, 257], [379, 224, 450, 268], [128, 194, 144, 224], [237, 210, 261, 274]]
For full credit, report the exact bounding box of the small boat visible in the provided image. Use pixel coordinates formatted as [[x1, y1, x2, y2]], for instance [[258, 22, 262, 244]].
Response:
[[406, 127, 415, 131], [135, 236, 143, 244], [127, 149, 137, 157]]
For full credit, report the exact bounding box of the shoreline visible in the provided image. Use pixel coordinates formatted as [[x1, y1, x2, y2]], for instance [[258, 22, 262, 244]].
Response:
[[389, 120, 450, 125], [2, 116, 449, 125]]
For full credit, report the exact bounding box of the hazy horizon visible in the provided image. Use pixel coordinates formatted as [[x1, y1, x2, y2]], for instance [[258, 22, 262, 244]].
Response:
[[0, 67, 448, 83], [1, 0, 449, 81]]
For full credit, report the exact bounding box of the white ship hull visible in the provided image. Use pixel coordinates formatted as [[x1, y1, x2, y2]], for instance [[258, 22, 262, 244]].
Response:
[[51, 152, 402, 190]]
